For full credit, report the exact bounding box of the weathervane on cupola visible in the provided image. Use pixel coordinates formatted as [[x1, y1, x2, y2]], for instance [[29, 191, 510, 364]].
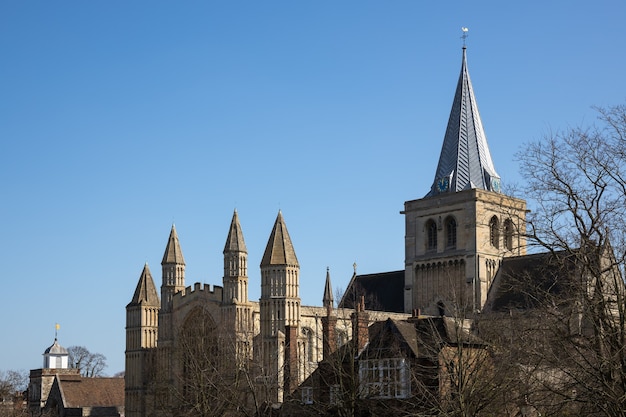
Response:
[[427, 27, 502, 197]]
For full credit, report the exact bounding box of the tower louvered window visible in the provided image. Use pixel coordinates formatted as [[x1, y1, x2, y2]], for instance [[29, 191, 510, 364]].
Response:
[[426, 220, 437, 251], [489, 216, 499, 248], [504, 219, 513, 250], [446, 217, 457, 249]]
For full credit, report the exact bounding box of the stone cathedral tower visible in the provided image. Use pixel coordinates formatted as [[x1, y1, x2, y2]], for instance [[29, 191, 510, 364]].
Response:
[[403, 46, 526, 316]]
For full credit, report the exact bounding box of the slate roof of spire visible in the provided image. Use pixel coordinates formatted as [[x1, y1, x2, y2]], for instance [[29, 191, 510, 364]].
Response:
[[428, 47, 500, 197], [323, 267, 334, 306], [162, 225, 185, 265], [261, 211, 299, 266], [128, 263, 160, 307], [224, 209, 247, 254]]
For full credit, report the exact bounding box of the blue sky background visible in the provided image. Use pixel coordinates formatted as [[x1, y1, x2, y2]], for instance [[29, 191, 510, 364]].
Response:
[[1, 1, 624, 375]]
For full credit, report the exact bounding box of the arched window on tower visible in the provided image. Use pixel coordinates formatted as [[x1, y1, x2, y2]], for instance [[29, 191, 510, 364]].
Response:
[[489, 216, 500, 248], [445, 216, 457, 249], [503, 219, 513, 250], [426, 220, 437, 251]]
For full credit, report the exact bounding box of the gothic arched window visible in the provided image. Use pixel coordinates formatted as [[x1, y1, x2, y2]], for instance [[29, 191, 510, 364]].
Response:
[[489, 216, 500, 248], [504, 219, 513, 250], [302, 327, 314, 362], [445, 216, 457, 249], [426, 220, 437, 251]]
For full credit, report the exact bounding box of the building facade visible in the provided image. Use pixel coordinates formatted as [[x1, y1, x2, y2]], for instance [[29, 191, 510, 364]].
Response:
[[125, 45, 528, 416]]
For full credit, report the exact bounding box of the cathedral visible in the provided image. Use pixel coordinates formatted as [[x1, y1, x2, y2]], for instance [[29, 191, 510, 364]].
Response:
[[124, 45, 527, 416]]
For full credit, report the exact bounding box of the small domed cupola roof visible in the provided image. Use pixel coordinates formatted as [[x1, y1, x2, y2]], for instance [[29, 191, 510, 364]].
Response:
[[43, 336, 69, 369], [44, 338, 69, 355]]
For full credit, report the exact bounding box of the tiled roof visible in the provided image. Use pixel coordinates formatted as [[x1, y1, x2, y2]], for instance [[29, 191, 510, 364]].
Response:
[[261, 211, 299, 266], [339, 270, 405, 313], [161, 225, 185, 265], [428, 47, 500, 196], [484, 251, 578, 312], [57, 375, 124, 408], [223, 209, 247, 254], [128, 263, 159, 307]]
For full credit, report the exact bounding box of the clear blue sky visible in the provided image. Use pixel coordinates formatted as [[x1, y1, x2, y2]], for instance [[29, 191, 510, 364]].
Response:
[[1, 1, 624, 375]]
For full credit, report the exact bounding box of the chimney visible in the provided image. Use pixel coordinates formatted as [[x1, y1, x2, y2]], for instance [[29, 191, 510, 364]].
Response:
[[351, 296, 369, 353], [321, 305, 337, 360], [284, 325, 299, 395]]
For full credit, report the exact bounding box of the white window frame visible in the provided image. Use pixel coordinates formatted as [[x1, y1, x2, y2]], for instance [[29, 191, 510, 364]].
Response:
[[301, 386, 313, 404], [358, 357, 410, 399]]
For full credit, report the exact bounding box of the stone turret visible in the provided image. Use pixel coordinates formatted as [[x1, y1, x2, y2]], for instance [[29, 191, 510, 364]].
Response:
[[125, 263, 160, 417], [259, 211, 301, 403], [222, 210, 253, 365]]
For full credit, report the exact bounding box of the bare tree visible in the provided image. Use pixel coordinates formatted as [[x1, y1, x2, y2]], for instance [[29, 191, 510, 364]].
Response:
[[154, 307, 267, 417], [0, 370, 28, 417], [67, 346, 107, 377], [509, 103, 626, 417]]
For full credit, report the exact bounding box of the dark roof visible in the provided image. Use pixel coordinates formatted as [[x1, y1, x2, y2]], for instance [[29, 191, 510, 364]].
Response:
[[339, 270, 405, 313], [427, 47, 500, 197], [484, 251, 578, 313], [57, 375, 124, 408], [362, 317, 484, 360]]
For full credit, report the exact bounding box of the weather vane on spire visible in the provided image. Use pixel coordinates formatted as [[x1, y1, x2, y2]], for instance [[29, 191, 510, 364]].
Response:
[[461, 27, 469, 47], [55, 323, 60, 339]]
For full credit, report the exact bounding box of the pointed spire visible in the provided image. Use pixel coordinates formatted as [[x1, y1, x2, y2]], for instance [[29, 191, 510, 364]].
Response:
[[162, 225, 185, 265], [261, 211, 299, 266], [428, 46, 500, 197], [323, 267, 334, 309], [129, 263, 160, 306], [224, 209, 247, 254]]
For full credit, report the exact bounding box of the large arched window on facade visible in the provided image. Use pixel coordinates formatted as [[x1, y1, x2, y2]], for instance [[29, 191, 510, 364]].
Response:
[[445, 216, 457, 249], [179, 308, 219, 405], [426, 220, 437, 251], [503, 219, 513, 250], [489, 216, 500, 248]]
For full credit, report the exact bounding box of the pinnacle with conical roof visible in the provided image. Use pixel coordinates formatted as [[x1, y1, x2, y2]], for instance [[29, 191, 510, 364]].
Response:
[[427, 46, 500, 197], [224, 210, 247, 254], [162, 225, 185, 265], [323, 267, 334, 309], [261, 211, 299, 266], [129, 263, 160, 306]]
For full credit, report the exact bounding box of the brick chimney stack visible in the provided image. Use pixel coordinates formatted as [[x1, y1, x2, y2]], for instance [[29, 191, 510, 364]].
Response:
[[351, 296, 369, 353], [321, 304, 337, 360]]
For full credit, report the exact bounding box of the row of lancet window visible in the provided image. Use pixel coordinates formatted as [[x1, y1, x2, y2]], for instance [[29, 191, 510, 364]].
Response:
[[425, 217, 457, 250], [426, 215, 515, 251], [489, 216, 514, 250]]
